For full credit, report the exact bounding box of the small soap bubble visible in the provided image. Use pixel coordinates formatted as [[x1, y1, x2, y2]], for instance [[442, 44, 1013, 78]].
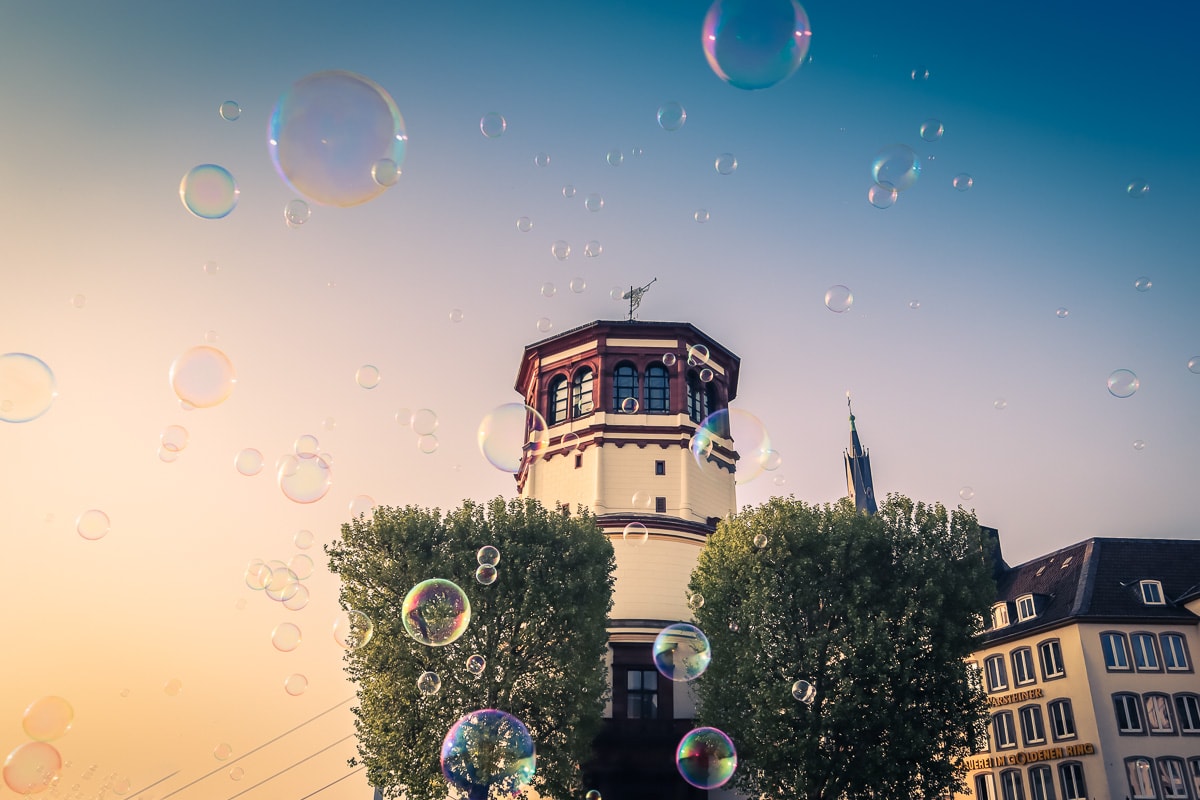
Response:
[[71, 293, 87, 308], [868, 183, 897, 209], [480, 112, 506, 138], [476, 565, 499, 585], [294, 434, 320, 457], [714, 153, 738, 175], [687, 592, 705, 611], [1188, 357, 1200, 374], [76, 509, 110, 541], [824, 285, 853, 313], [402, 579, 471, 646], [534, 152, 551, 167], [0, 352, 58, 422], [213, 743, 233, 761], [909, 300, 921, 310], [562, 184, 576, 199], [585, 193, 604, 212], [694, 209, 710, 223], [657, 102, 686, 131], [994, 399, 1007, 411], [919, 119, 944, 142], [663, 352, 678, 367], [1133, 439, 1146, 451], [22, 697, 74, 741], [959, 486, 975, 501], [229, 767, 244, 781], [466, 654, 487, 675], [1134, 276, 1152, 292], [1127, 179, 1150, 198], [294, 529, 314, 549], [278, 454, 332, 503], [164, 678, 183, 696], [283, 199, 311, 227], [158, 445, 180, 463], [203, 330, 220, 344], [611, 287, 625, 301], [871, 145, 920, 191], [620, 396, 640, 413], [560, 431, 580, 451], [584, 240, 603, 258], [606, 149, 624, 166], [536, 317, 553, 333], [792, 679, 817, 704], [219, 100, 241, 121], [418, 434, 440, 454], [244, 560, 272, 591], [516, 216, 533, 233], [632, 490, 653, 510], [585, 790, 602, 800], [702, 0, 812, 90], [570, 277, 587, 293], [284, 674, 308, 696], [282, 584, 310, 611], [272, 622, 302, 652], [1056, 307, 1069, 318], [203, 260, 220, 275], [758, 449, 782, 471], [541, 282, 557, 298], [753, 533, 767, 549], [180, 164, 239, 219], [371, 158, 401, 187], [477, 546, 500, 567], [687, 344, 710, 367], [333, 609, 374, 649], [160, 425, 189, 453], [356, 365, 381, 389], [170, 345, 236, 408], [448, 308, 465, 324], [623, 521, 648, 545], [412, 409, 438, 435], [417, 671, 441, 695], [953, 173, 974, 192], [654, 623, 711, 681], [1107, 369, 1139, 398], [912, 66, 930, 81], [699, 368, 714, 383], [552, 240, 571, 260], [2, 741, 62, 794], [349, 495, 375, 518]]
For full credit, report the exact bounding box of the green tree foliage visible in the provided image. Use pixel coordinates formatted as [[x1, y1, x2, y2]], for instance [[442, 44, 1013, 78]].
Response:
[[325, 497, 615, 800], [689, 494, 994, 800]]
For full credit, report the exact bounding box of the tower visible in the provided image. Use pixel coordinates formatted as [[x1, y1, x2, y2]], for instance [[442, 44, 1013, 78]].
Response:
[[513, 319, 740, 799], [844, 394, 877, 515]]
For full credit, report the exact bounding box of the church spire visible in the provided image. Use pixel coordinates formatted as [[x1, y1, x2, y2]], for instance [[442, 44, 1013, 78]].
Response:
[[844, 393, 877, 515]]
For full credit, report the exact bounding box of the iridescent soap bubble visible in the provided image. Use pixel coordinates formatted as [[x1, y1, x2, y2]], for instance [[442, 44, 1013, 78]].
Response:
[[284, 199, 311, 226], [160, 425, 189, 453], [402, 578, 471, 646], [534, 152, 551, 167], [412, 409, 439, 435], [170, 346, 236, 408], [2, 741, 62, 794], [919, 119, 944, 142], [699, 368, 714, 383], [552, 240, 571, 260], [953, 173, 974, 192], [282, 584, 310, 611], [349, 495, 375, 518], [824, 285, 853, 313], [76, 509, 110, 541], [466, 654, 486, 675], [620, 396, 639, 413], [265, 565, 301, 602], [606, 149, 624, 166], [959, 486, 975, 501], [0, 353, 57, 422], [1134, 276, 1152, 292], [478, 402, 548, 473], [753, 533, 767, 549], [476, 565, 499, 585], [695, 209, 710, 223], [570, 277, 587, 293], [441, 710, 536, 798], [792, 679, 817, 703], [269, 70, 407, 208], [623, 522, 648, 545], [417, 671, 441, 695], [632, 490, 653, 510], [219, 100, 241, 121], [371, 158, 401, 187], [480, 112, 507, 138], [1055, 307, 1069, 318], [585, 791, 602, 800], [1188, 357, 1200, 374], [284, 674, 308, 696], [235, 448, 264, 476], [584, 240, 603, 258], [663, 352, 678, 367], [229, 767, 244, 781], [693, 408, 774, 485], [333, 609, 374, 649], [657, 102, 686, 131], [687, 345, 710, 367], [22, 697, 73, 741], [356, 365, 381, 389], [477, 546, 500, 567], [701, 0, 812, 90], [449, 309, 465, 323], [585, 193, 604, 212], [714, 153, 738, 174], [1127, 179, 1150, 198], [687, 592, 705, 611], [560, 431, 580, 451], [516, 216, 533, 232], [158, 445, 180, 463], [676, 727, 736, 790], [294, 434, 320, 458], [180, 164, 239, 219], [654, 623, 712, 681], [868, 183, 897, 209], [871, 145, 920, 191], [272, 622, 302, 652], [1107, 369, 1139, 398], [277, 454, 332, 503], [759, 449, 782, 470]]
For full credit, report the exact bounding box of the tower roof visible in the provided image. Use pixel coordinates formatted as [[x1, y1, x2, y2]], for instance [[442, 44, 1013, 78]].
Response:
[[844, 394, 878, 515]]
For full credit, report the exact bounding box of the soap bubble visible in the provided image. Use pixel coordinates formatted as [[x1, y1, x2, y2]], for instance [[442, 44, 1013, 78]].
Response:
[[953, 173, 974, 192], [2, 741, 62, 794], [623, 522, 648, 545], [219, 101, 241, 121], [824, 285, 853, 313], [278, 454, 332, 503], [417, 671, 442, 695], [478, 402, 548, 473], [440, 710, 536, 799], [701, 0, 812, 90], [516, 216, 533, 232], [919, 119, 944, 142], [753, 533, 767, 549], [562, 184, 576, 199], [1107, 369, 1139, 398], [164, 678, 184, 696], [585, 791, 602, 800], [909, 300, 921, 310], [552, 240, 571, 260], [606, 149, 623, 166], [792, 679, 817, 703], [70, 293, 87, 308], [536, 317, 553, 333], [1056, 307, 1069, 318], [1188, 358, 1200, 374], [871, 145, 920, 191], [0, 353, 57, 422], [283, 199, 311, 226], [1127, 178, 1150, 198], [466, 654, 486, 675], [912, 66, 930, 81], [699, 368, 714, 383], [663, 353, 678, 367], [585, 193, 604, 212], [687, 592, 705, 611], [654, 623, 712, 681], [694, 209, 710, 223], [269, 70, 407, 208], [584, 240, 603, 258], [355, 365, 381, 389], [1134, 276, 1152, 292], [620, 396, 639, 413], [180, 164, 239, 219], [294, 434, 319, 458], [450, 309, 465, 323], [480, 112, 507, 138], [714, 153, 738, 174], [476, 565, 499, 585], [692, 408, 774, 485], [868, 183, 897, 208], [272, 622, 302, 652], [333, 609, 374, 649], [412, 409, 439, 436], [676, 727, 737, 789], [170, 346, 236, 408], [284, 674, 308, 696], [570, 278, 587, 293], [402, 578, 471, 646], [994, 399, 1007, 411], [371, 158, 401, 187], [417, 434, 439, 454], [657, 102, 686, 131], [160, 425, 189, 453], [235, 448, 264, 476], [534, 152, 551, 167], [477, 546, 500, 567], [213, 743, 233, 760], [1133, 439, 1146, 451], [76, 509, 110, 541], [22, 697, 73, 741], [959, 486, 975, 501], [687, 344, 710, 367]]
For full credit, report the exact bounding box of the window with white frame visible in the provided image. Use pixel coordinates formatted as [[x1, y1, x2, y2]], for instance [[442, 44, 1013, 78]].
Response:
[[1058, 762, 1087, 800], [1102, 631, 1132, 671], [547, 375, 569, 425], [1115, 692, 1145, 734], [1141, 580, 1165, 605], [1127, 757, 1157, 800], [1158, 758, 1188, 800], [993, 711, 1018, 750], [1188, 758, 1200, 800], [1132, 632, 1162, 671], [571, 367, 594, 417], [1039, 639, 1065, 680], [986, 654, 1009, 692], [992, 602, 1010, 629], [1019, 704, 1046, 746], [1048, 699, 1077, 741], [976, 773, 998, 800], [1175, 693, 1200, 734], [1145, 693, 1174, 734], [1162, 633, 1190, 672], [1001, 769, 1026, 800], [1016, 594, 1037, 621], [1012, 647, 1036, 686], [1028, 765, 1056, 800]]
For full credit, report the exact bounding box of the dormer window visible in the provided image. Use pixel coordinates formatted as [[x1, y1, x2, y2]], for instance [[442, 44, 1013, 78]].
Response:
[[1016, 594, 1037, 622], [991, 603, 1010, 629], [1059, 556, 1072, 569], [1139, 580, 1165, 605]]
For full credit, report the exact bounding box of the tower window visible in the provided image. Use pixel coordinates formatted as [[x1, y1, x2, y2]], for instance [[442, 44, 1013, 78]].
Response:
[[1140, 580, 1165, 605], [655, 460, 665, 475], [686, 371, 709, 423], [644, 363, 670, 412], [625, 668, 659, 719], [547, 375, 568, 425], [613, 362, 638, 412], [655, 497, 666, 513], [572, 367, 594, 417], [574, 453, 582, 469]]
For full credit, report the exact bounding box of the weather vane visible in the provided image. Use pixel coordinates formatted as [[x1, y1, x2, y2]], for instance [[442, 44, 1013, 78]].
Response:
[[623, 277, 657, 321]]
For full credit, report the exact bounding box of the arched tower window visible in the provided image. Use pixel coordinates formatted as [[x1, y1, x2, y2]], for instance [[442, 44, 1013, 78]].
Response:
[[686, 370, 709, 423], [547, 375, 569, 425], [644, 363, 670, 413], [613, 362, 638, 412], [572, 367, 594, 417]]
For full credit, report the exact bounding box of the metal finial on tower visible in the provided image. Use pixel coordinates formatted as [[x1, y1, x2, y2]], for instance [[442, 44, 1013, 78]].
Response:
[[622, 277, 657, 321]]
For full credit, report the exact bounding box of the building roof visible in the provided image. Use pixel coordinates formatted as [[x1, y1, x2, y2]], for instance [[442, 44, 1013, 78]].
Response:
[[981, 537, 1200, 644]]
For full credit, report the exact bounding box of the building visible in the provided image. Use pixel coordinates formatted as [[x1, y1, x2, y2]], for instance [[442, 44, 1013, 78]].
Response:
[[513, 319, 741, 800], [960, 537, 1200, 800]]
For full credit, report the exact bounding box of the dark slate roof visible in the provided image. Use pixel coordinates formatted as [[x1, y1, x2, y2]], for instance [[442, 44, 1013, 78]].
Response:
[[981, 537, 1200, 645]]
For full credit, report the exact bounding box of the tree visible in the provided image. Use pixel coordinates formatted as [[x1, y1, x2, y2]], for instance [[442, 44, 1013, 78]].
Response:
[[326, 497, 616, 800], [688, 494, 995, 800]]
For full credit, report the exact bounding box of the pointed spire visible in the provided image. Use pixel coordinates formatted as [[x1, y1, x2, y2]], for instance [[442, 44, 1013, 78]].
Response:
[[844, 392, 877, 515]]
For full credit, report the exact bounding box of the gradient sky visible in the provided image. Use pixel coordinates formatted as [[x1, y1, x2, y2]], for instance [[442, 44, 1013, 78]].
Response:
[[2, 0, 1198, 797]]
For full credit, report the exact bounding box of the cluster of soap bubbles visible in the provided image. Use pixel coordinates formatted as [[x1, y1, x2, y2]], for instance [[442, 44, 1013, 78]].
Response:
[[397, 408, 441, 455], [276, 433, 334, 503], [476, 545, 500, 585], [2, 697, 74, 793]]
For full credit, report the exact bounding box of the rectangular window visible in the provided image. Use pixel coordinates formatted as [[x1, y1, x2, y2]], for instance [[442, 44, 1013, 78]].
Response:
[[994, 711, 1018, 750], [574, 453, 583, 469], [1039, 640, 1065, 680], [1058, 762, 1087, 800], [1020, 705, 1046, 746], [1001, 770, 1026, 800], [986, 654, 1009, 692], [1141, 580, 1165, 605], [655, 497, 666, 513], [1133, 633, 1161, 671], [1176, 694, 1200, 733], [1012, 648, 1037, 686], [1029, 766, 1056, 800], [976, 774, 998, 800], [1145, 694, 1174, 734], [625, 669, 659, 719], [654, 460, 665, 476], [1115, 693, 1145, 734], [1188, 758, 1200, 800], [1102, 632, 1131, 670], [1162, 633, 1190, 671], [1128, 758, 1157, 800], [1017, 595, 1037, 621], [1049, 700, 1077, 741], [992, 604, 1010, 629], [1159, 759, 1188, 800]]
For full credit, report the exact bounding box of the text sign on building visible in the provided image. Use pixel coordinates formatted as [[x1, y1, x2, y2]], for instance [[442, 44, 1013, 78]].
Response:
[[963, 743, 1096, 771]]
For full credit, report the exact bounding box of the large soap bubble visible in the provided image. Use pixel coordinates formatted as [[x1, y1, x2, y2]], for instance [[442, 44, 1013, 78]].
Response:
[[702, 0, 812, 90], [3, 741, 62, 794], [268, 70, 407, 207], [676, 727, 737, 789], [170, 346, 236, 408], [441, 710, 536, 798], [402, 579, 471, 646], [0, 353, 57, 422], [653, 623, 712, 681], [691, 408, 775, 485], [478, 403, 548, 473]]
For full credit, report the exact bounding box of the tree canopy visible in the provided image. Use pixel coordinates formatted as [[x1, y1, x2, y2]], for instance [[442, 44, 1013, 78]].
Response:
[[326, 497, 615, 800], [689, 494, 994, 800]]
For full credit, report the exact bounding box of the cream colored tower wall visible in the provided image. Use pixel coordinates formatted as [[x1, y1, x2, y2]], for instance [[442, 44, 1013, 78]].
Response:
[[606, 534, 704, 623], [519, 443, 599, 513]]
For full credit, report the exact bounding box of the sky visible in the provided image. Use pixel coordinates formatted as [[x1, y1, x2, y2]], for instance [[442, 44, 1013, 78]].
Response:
[[2, 0, 1198, 797]]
